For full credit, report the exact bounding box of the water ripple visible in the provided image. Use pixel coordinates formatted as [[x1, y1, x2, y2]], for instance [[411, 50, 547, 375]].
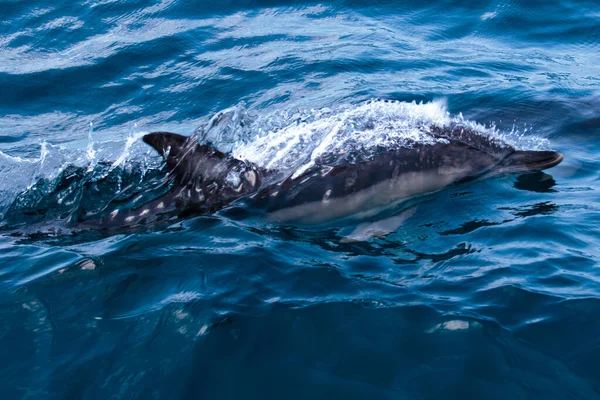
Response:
[[1, 0, 600, 398]]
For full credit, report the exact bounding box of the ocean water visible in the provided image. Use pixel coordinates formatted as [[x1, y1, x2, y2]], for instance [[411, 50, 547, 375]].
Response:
[[1, 0, 600, 398]]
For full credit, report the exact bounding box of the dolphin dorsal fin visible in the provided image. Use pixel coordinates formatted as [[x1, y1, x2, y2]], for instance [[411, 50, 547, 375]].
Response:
[[143, 131, 228, 185], [142, 132, 262, 195], [143, 131, 193, 158]]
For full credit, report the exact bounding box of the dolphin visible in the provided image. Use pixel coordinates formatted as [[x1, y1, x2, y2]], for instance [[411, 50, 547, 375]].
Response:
[[128, 125, 562, 227]]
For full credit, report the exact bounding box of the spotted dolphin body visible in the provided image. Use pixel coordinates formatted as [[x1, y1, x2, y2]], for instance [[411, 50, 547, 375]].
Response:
[[115, 127, 562, 228], [91, 132, 262, 229]]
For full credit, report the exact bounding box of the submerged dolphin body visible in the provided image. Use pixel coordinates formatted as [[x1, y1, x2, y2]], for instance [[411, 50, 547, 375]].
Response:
[[122, 126, 562, 227]]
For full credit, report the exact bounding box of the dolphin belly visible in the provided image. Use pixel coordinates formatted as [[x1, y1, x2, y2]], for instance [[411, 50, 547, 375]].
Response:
[[264, 166, 475, 224]]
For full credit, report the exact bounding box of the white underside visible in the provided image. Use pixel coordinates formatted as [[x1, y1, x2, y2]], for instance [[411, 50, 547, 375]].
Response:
[[266, 166, 472, 224]]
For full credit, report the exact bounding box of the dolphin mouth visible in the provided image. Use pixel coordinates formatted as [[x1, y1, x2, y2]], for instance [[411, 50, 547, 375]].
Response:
[[500, 150, 564, 172], [524, 151, 564, 170]]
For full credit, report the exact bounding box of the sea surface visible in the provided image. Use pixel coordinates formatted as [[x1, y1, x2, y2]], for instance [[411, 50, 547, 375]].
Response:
[[1, 0, 599, 398]]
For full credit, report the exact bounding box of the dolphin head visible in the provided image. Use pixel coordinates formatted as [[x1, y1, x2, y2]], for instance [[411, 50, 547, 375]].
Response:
[[428, 124, 563, 174], [497, 150, 563, 173]]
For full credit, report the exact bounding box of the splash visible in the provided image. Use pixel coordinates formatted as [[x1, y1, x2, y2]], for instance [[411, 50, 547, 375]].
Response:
[[0, 99, 550, 226], [0, 125, 164, 223], [198, 99, 548, 179]]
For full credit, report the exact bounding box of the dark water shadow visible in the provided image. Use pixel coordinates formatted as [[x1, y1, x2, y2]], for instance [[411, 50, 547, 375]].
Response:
[[402, 242, 477, 264], [513, 171, 557, 193], [439, 201, 559, 236], [440, 219, 502, 236], [499, 201, 559, 218], [439, 169, 560, 236]]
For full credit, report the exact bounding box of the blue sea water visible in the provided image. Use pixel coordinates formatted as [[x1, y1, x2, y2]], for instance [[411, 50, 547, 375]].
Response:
[[1, 0, 600, 398]]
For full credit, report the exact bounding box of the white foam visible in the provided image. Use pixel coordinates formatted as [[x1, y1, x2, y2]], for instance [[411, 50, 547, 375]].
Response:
[[481, 12, 497, 20], [222, 100, 449, 175], [161, 291, 201, 304], [110, 126, 147, 171], [199, 99, 545, 178], [426, 320, 482, 333]]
